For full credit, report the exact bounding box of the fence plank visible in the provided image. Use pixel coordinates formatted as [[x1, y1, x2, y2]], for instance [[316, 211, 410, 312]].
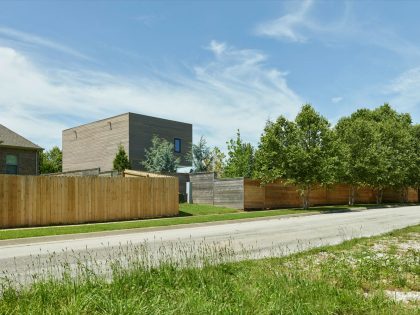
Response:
[[0, 175, 178, 228]]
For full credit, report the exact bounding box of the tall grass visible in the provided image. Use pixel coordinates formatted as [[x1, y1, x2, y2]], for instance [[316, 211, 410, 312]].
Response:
[[0, 226, 419, 314]]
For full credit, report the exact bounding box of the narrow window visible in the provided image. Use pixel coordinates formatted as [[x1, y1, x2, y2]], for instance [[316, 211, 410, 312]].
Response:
[[5, 154, 18, 174], [174, 138, 181, 153]]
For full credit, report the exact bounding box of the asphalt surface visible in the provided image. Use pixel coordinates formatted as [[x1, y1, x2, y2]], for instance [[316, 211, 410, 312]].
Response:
[[0, 206, 419, 285]]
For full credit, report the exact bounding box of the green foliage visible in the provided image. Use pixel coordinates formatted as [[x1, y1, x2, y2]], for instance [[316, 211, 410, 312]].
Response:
[[39, 146, 62, 174], [207, 146, 226, 176], [408, 124, 420, 189], [190, 136, 213, 172], [255, 104, 337, 208], [113, 144, 131, 172], [224, 130, 255, 178], [141, 136, 180, 173], [335, 104, 415, 203]]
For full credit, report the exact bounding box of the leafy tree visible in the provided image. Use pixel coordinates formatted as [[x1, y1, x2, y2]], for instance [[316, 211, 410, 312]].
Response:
[[335, 115, 379, 205], [40, 146, 62, 174], [336, 104, 413, 204], [113, 144, 131, 172], [141, 136, 180, 173], [255, 104, 336, 209], [208, 146, 226, 176], [189, 136, 213, 172], [408, 124, 420, 193], [224, 130, 255, 178], [337, 104, 415, 203]]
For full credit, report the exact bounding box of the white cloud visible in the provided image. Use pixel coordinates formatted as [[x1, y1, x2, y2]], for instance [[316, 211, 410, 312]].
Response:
[[134, 15, 163, 27], [0, 27, 90, 60], [254, 2, 420, 59], [254, 0, 314, 42], [331, 96, 343, 103], [383, 67, 420, 120], [207, 40, 227, 56], [0, 43, 302, 150]]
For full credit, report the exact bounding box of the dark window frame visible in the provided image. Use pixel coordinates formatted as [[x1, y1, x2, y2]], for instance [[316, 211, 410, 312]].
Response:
[[174, 138, 182, 153], [5, 154, 18, 175]]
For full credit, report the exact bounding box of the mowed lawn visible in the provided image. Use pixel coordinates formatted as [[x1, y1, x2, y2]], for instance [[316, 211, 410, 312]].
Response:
[[0, 225, 418, 314], [0, 203, 414, 241]]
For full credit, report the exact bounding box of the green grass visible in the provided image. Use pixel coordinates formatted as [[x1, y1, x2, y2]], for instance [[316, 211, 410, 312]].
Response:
[[1, 225, 418, 314], [0, 203, 417, 241], [179, 203, 242, 216]]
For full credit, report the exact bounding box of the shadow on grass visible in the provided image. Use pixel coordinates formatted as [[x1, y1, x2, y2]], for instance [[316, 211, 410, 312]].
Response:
[[178, 211, 194, 217]]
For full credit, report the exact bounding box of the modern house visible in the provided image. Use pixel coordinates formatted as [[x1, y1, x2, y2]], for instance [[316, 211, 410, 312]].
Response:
[[62, 112, 192, 172], [0, 124, 42, 175]]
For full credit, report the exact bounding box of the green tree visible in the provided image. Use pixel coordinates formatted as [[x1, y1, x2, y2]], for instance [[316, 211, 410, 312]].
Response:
[[190, 136, 213, 172], [408, 124, 420, 192], [113, 144, 131, 172], [224, 130, 255, 178], [208, 146, 226, 176], [337, 104, 413, 204], [336, 104, 415, 204], [255, 104, 336, 209], [141, 136, 180, 173], [40, 146, 62, 174], [335, 115, 379, 205]]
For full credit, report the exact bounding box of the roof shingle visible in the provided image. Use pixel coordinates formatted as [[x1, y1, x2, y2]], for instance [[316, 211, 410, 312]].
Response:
[[0, 124, 42, 150]]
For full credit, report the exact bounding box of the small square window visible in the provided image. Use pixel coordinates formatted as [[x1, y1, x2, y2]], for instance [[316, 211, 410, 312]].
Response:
[[5, 154, 18, 174], [6, 155, 17, 165], [174, 138, 181, 153]]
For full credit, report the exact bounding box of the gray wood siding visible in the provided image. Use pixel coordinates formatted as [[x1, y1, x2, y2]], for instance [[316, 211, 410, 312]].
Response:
[[129, 113, 192, 169], [190, 173, 215, 205], [62, 114, 130, 172], [213, 178, 244, 209]]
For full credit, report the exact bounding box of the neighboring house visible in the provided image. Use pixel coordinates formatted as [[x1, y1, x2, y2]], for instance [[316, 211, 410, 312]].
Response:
[[0, 124, 42, 175], [62, 112, 192, 172]]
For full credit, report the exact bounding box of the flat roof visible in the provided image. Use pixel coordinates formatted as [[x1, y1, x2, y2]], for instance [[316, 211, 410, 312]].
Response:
[[63, 112, 192, 131]]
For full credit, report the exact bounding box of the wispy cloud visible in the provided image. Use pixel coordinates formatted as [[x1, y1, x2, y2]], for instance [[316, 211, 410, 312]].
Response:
[[254, 1, 420, 59], [255, 0, 313, 43], [134, 14, 163, 27], [331, 96, 343, 103], [0, 27, 90, 60], [383, 67, 420, 118], [207, 40, 227, 56], [0, 42, 302, 149]]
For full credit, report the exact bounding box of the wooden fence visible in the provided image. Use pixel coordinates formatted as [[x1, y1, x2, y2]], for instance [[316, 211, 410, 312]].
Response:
[[244, 180, 418, 209], [190, 173, 419, 209], [0, 174, 179, 228]]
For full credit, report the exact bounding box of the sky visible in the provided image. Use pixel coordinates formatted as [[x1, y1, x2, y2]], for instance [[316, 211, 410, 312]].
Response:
[[0, 0, 419, 151]]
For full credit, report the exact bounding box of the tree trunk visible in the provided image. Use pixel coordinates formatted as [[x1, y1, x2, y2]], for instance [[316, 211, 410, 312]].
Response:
[[400, 187, 408, 203], [375, 188, 383, 204], [348, 185, 356, 206], [300, 185, 311, 209]]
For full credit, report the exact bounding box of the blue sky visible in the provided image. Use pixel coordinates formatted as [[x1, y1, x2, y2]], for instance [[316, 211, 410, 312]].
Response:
[[0, 0, 419, 150]]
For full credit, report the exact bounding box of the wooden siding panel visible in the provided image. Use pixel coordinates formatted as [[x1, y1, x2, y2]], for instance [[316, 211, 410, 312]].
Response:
[[190, 173, 215, 205], [62, 114, 130, 172], [128, 113, 192, 169], [213, 179, 244, 209], [243, 179, 265, 209]]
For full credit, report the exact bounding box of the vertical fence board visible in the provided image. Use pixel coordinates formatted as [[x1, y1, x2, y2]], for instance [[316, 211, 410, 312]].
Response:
[[0, 175, 178, 228]]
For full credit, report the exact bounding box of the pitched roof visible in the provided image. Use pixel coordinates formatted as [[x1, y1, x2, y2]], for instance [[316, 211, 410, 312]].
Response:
[[0, 124, 42, 150]]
